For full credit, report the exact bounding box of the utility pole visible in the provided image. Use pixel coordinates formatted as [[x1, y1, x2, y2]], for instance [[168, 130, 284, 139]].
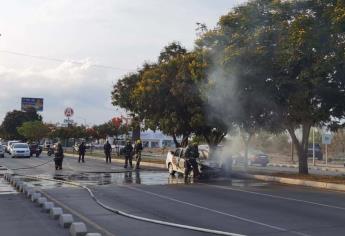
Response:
[[312, 127, 315, 166]]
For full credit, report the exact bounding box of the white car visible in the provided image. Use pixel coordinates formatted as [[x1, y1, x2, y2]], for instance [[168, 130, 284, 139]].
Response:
[[7, 140, 20, 154], [11, 143, 31, 158], [166, 147, 231, 177], [0, 145, 4, 158]]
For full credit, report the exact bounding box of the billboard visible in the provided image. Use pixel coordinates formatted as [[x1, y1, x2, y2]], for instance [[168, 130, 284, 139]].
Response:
[[21, 97, 44, 111]]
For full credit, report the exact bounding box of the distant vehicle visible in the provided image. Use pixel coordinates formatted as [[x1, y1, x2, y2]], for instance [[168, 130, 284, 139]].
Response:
[[47, 145, 54, 156], [247, 150, 269, 167], [0, 145, 4, 158], [7, 140, 20, 154], [166, 147, 231, 177], [307, 143, 323, 160], [43, 140, 52, 149], [29, 143, 42, 157], [11, 143, 30, 158], [233, 150, 269, 167]]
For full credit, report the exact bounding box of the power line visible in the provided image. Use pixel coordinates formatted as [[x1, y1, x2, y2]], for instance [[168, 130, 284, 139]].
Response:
[[0, 49, 133, 71]]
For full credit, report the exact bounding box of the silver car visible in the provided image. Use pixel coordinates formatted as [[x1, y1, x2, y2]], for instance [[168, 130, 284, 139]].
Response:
[[11, 143, 31, 158]]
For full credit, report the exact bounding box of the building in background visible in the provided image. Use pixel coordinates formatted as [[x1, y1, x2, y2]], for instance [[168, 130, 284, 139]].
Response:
[[140, 129, 181, 148]]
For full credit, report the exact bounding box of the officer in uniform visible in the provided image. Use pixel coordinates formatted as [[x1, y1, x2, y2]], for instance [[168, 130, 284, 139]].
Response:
[[123, 140, 133, 168], [184, 142, 200, 178], [134, 139, 143, 169]]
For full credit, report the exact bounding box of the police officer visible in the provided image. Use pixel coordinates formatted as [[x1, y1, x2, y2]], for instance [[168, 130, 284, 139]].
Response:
[[184, 142, 200, 178], [123, 140, 133, 168], [134, 139, 143, 169], [54, 143, 64, 170], [78, 142, 86, 163], [104, 141, 112, 163]]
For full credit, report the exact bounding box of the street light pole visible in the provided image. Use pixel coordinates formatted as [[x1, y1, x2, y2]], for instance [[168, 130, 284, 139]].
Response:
[[312, 127, 315, 166]]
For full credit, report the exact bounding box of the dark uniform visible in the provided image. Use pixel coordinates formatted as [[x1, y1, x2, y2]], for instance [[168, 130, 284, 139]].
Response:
[[104, 141, 112, 163], [184, 144, 200, 178], [54, 144, 64, 170], [123, 142, 133, 168], [134, 140, 143, 169], [78, 142, 86, 163]]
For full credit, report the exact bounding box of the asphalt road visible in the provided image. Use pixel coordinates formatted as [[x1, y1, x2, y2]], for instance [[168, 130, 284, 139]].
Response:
[[1, 153, 345, 236]]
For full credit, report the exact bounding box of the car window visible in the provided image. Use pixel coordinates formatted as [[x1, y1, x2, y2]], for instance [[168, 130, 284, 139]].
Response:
[[14, 144, 29, 149]]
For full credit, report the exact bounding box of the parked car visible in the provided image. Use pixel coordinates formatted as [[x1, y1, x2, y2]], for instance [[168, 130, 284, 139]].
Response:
[[43, 140, 53, 150], [29, 143, 42, 157], [166, 147, 231, 177], [0, 145, 5, 158], [307, 143, 323, 160], [6, 140, 20, 154], [247, 150, 269, 167], [232, 150, 269, 167], [11, 143, 31, 158]]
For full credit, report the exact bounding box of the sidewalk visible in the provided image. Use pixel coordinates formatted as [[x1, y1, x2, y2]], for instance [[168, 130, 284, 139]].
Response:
[[0, 181, 68, 236], [64, 152, 166, 169]]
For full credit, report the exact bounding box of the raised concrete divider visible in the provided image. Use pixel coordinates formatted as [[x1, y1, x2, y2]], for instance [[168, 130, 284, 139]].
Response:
[[37, 197, 47, 207], [268, 163, 345, 173], [31, 192, 42, 202], [59, 214, 74, 228], [86, 233, 102, 236], [69, 222, 87, 236], [245, 173, 345, 192], [50, 207, 63, 220], [42, 202, 54, 213]]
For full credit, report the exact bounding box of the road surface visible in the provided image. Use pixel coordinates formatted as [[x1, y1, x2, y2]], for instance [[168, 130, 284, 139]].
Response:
[[1, 153, 345, 236]]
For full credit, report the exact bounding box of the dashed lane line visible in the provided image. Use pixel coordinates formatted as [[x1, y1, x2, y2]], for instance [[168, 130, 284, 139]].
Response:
[[200, 183, 345, 211], [124, 185, 310, 236]]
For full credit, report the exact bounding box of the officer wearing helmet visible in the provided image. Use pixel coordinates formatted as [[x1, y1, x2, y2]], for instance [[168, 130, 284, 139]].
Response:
[[134, 139, 143, 169], [123, 140, 133, 168], [184, 141, 200, 178]]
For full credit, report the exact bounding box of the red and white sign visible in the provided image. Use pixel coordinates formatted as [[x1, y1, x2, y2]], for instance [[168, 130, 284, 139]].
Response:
[[64, 107, 74, 117]]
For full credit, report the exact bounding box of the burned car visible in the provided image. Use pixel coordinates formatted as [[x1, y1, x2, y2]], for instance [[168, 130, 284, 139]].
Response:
[[166, 146, 232, 177]]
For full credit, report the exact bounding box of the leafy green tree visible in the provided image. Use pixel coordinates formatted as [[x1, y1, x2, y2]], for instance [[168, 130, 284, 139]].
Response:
[[112, 43, 227, 147], [0, 107, 42, 140], [198, 0, 345, 174], [17, 121, 50, 142]]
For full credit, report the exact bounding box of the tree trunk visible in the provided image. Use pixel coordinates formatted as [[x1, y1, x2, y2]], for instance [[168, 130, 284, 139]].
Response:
[[181, 134, 189, 147], [287, 123, 311, 174], [242, 132, 253, 170], [172, 134, 180, 148], [131, 125, 140, 143]]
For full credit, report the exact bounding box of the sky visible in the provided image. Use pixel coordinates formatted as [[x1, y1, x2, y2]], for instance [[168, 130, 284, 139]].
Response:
[[0, 0, 246, 126]]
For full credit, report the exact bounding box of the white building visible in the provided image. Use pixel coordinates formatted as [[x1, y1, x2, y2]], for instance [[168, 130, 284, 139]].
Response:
[[140, 130, 181, 148]]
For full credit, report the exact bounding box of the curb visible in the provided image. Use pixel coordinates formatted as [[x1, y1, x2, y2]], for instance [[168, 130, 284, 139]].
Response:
[[239, 172, 345, 192], [64, 153, 166, 169], [5, 174, 102, 236], [267, 163, 345, 173]]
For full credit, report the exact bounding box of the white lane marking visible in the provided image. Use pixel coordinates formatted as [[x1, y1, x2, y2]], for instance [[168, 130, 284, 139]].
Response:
[[0, 178, 17, 195], [124, 185, 309, 236], [201, 183, 345, 211]]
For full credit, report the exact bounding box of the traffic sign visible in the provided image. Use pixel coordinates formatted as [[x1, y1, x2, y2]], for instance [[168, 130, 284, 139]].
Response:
[[64, 107, 74, 118], [322, 133, 332, 145]]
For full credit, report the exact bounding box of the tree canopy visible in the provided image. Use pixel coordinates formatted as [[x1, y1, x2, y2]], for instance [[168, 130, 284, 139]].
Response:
[[112, 42, 228, 147], [0, 108, 42, 140], [198, 0, 345, 173]]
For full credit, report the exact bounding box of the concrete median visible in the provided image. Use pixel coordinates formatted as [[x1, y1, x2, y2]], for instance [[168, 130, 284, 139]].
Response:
[[69, 222, 87, 236], [249, 174, 345, 192]]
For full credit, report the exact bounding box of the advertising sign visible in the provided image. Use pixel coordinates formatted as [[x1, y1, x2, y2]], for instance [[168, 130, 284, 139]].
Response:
[[21, 97, 44, 111]]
